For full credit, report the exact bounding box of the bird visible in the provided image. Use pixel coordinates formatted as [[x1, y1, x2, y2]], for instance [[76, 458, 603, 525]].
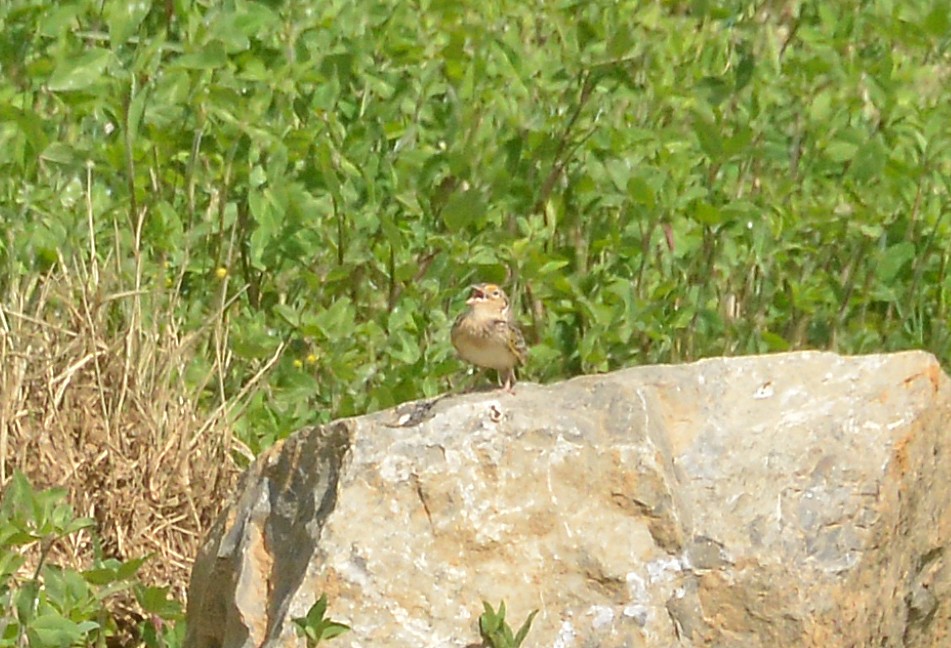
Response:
[[451, 282, 527, 392]]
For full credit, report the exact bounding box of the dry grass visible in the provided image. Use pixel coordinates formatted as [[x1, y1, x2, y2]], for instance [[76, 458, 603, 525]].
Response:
[[0, 230, 261, 612]]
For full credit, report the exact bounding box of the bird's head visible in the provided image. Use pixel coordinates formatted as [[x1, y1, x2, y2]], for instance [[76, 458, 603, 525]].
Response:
[[466, 283, 508, 307]]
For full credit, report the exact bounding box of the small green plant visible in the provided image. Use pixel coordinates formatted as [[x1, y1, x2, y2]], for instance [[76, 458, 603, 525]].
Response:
[[0, 471, 180, 647], [1, 470, 99, 647], [135, 584, 186, 648], [479, 600, 538, 648], [291, 594, 350, 646]]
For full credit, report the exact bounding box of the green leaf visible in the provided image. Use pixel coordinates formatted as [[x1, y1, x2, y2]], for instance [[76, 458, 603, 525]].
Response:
[[293, 594, 349, 645], [308, 594, 329, 624], [607, 29, 635, 58], [0, 550, 26, 580], [692, 202, 723, 225], [696, 75, 731, 107], [825, 140, 858, 163], [61, 515, 95, 535], [28, 614, 98, 648], [480, 602, 500, 635], [232, 325, 282, 359], [39, 5, 85, 37], [734, 49, 755, 92], [848, 137, 887, 183], [135, 585, 184, 619], [923, 1, 950, 36], [442, 191, 485, 232], [0, 104, 49, 159], [39, 142, 79, 166], [876, 241, 915, 283], [760, 331, 790, 352], [626, 176, 656, 209], [47, 48, 112, 92], [115, 555, 148, 580], [514, 609, 539, 646], [312, 298, 356, 339], [107, 0, 151, 46], [82, 567, 118, 586], [319, 622, 350, 640], [389, 330, 422, 364], [127, 85, 149, 142], [693, 117, 723, 158], [15, 580, 39, 625], [274, 304, 302, 328], [173, 44, 228, 70]]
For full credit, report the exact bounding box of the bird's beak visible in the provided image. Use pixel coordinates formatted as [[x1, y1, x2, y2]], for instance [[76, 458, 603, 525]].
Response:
[[466, 285, 485, 304]]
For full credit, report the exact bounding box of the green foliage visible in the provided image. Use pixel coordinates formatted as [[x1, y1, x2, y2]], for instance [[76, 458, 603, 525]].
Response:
[[479, 600, 538, 648], [291, 594, 350, 646], [3, 0, 951, 453], [135, 584, 186, 648], [3, 4, 950, 643], [0, 472, 180, 647]]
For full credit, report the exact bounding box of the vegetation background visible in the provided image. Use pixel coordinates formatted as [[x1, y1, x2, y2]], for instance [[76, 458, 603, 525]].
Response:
[[1, 0, 949, 644]]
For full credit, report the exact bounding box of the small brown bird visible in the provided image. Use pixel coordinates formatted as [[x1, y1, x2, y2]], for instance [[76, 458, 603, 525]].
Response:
[[451, 283, 527, 392]]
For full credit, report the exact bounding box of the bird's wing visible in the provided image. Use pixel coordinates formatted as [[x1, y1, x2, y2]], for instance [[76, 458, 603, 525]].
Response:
[[493, 319, 527, 365]]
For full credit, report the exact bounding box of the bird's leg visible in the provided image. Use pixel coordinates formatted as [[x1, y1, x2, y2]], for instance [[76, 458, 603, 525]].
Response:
[[500, 368, 516, 394]]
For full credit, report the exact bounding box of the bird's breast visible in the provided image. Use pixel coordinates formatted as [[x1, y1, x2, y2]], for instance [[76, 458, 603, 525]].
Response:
[[452, 327, 517, 371]]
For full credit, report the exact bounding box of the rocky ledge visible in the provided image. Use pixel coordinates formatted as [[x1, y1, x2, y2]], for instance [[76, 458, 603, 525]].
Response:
[[185, 351, 951, 647]]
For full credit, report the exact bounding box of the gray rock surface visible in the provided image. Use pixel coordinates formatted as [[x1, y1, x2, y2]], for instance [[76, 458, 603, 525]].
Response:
[[185, 351, 951, 647]]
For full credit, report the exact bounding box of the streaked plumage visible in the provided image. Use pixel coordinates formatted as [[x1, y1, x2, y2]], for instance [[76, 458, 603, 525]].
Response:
[[451, 283, 526, 392]]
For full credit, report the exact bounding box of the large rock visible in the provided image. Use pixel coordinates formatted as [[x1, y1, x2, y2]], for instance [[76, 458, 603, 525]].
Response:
[[185, 351, 951, 647]]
